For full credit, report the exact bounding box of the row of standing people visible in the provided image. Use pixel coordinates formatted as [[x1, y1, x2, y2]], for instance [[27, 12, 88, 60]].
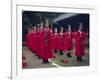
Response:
[[25, 23, 88, 63]]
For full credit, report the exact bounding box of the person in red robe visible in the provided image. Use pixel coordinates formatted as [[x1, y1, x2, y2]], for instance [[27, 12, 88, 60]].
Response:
[[35, 25, 40, 57], [53, 28, 59, 53], [49, 26, 55, 52], [42, 19, 53, 63], [22, 53, 28, 68], [25, 28, 33, 51], [75, 23, 88, 61], [58, 27, 65, 55], [64, 24, 74, 57], [37, 22, 45, 59], [31, 27, 37, 53]]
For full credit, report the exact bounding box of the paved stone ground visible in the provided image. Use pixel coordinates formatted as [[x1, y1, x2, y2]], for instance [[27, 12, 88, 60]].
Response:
[[22, 47, 89, 69]]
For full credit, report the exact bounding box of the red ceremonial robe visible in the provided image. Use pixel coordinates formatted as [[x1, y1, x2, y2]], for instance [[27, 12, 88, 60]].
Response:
[[52, 33, 59, 50], [64, 32, 74, 51], [42, 28, 53, 59], [75, 31, 87, 57], [58, 32, 66, 51], [25, 31, 33, 50], [38, 29, 45, 58], [22, 55, 27, 68], [35, 31, 40, 56], [31, 31, 37, 53], [49, 29, 54, 50]]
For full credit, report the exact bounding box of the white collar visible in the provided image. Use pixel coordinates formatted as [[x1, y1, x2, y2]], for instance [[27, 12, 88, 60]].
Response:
[[79, 30, 82, 34]]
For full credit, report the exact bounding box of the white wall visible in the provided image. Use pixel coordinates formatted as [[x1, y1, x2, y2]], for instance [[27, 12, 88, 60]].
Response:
[[0, 0, 100, 80]]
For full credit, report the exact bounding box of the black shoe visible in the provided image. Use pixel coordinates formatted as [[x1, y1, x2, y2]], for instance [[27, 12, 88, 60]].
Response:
[[45, 60, 49, 63], [77, 57, 80, 62], [38, 56, 41, 59], [79, 57, 83, 61], [67, 53, 72, 57], [59, 51, 63, 55], [77, 57, 83, 62], [32, 51, 35, 53], [43, 59, 49, 63], [54, 50, 57, 53], [43, 59, 46, 63]]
